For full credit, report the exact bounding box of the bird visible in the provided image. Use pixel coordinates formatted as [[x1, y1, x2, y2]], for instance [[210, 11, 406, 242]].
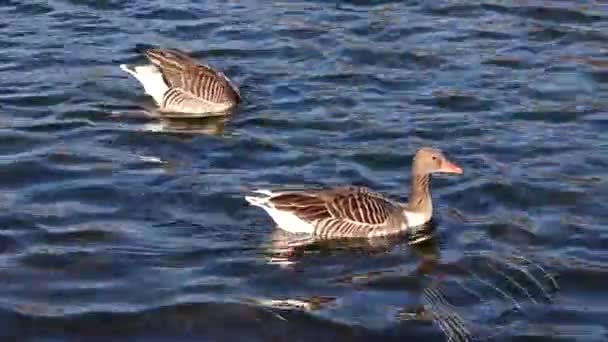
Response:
[[120, 48, 240, 115], [245, 147, 463, 239]]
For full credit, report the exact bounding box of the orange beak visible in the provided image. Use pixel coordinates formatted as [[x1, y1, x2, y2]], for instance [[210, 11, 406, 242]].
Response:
[[440, 159, 463, 174]]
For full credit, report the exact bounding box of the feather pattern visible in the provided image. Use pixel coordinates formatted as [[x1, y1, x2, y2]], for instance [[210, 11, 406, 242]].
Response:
[[246, 186, 409, 238], [121, 48, 240, 115]]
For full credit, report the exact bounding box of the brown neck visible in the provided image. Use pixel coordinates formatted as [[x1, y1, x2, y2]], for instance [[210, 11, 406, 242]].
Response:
[[407, 173, 432, 214]]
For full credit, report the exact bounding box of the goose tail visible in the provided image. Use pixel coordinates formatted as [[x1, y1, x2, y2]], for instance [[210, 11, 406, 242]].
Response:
[[245, 189, 276, 207], [119, 63, 168, 105], [120, 64, 137, 77]]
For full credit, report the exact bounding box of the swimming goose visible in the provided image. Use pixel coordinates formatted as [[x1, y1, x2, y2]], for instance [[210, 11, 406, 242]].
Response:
[[245, 147, 463, 239], [120, 48, 240, 115]]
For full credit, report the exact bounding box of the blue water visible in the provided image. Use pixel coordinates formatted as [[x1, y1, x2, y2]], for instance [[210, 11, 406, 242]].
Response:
[[1, 0, 607, 341]]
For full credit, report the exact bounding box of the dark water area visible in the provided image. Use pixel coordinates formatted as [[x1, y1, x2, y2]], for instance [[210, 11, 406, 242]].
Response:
[[1, 0, 607, 341]]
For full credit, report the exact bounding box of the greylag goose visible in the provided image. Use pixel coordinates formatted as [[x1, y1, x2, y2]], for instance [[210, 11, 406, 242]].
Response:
[[120, 48, 240, 115], [245, 147, 463, 239]]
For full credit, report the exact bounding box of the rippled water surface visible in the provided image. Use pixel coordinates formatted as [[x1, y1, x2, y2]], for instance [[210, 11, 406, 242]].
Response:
[[2, 0, 608, 341]]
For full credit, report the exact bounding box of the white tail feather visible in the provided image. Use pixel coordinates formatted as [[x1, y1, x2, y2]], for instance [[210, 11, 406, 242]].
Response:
[[245, 195, 268, 206], [120, 64, 136, 77], [244, 189, 277, 206], [252, 189, 275, 196], [120, 63, 168, 105], [245, 189, 314, 234]]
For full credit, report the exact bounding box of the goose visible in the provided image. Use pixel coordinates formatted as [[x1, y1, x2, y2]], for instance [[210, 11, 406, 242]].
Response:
[[120, 48, 240, 115], [245, 147, 463, 239]]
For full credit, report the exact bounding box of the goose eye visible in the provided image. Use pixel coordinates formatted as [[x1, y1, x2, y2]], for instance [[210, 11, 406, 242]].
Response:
[[432, 156, 436, 160]]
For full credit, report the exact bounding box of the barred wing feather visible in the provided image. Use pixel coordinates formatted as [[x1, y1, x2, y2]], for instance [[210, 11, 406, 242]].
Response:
[[268, 187, 402, 237], [145, 48, 240, 105]]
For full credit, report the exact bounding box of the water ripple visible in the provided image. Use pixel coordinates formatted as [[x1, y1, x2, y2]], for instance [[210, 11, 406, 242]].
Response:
[[0, 0, 606, 341]]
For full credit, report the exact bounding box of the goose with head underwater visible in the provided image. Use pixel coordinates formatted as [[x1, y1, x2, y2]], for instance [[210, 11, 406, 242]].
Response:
[[120, 48, 241, 115], [245, 147, 463, 239]]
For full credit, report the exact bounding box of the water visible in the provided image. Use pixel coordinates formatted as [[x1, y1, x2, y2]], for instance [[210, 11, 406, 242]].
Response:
[[1, 0, 607, 340]]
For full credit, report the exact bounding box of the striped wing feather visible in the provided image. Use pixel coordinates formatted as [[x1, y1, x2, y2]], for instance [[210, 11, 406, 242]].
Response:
[[270, 187, 398, 226], [270, 193, 332, 222], [160, 88, 226, 113], [145, 48, 239, 104], [183, 65, 235, 103], [145, 49, 193, 87]]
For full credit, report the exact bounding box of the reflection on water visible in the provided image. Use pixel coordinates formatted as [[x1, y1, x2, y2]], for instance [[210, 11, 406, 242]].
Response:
[[400, 245, 560, 341], [259, 222, 560, 341], [110, 105, 231, 135], [141, 116, 229, 135], [264, 222, 437, 267], [1, 0, 605, 340]]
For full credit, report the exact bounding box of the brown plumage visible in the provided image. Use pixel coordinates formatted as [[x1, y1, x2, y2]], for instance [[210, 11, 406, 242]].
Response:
[[268, 186, 405, 238], [245, 147, 463, 239], [120, 48, 240, 115]]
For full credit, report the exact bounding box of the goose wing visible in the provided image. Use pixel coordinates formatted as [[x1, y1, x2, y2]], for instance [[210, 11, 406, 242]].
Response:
[[269, 186, 401, 228], [144, 48, 240, 104]]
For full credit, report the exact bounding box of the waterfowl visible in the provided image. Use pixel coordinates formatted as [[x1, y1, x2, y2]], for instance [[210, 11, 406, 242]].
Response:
[[245, 147, 463, 239], [120, 48, 240, 115]]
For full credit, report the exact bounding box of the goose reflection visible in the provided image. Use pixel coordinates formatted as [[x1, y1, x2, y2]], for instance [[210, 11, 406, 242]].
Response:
[[140, 115, 229, 135], [112, 104, 233, 136], [256, 219, 559, 342], [264, 220, 438, 268], [248, 222, 440, 316]]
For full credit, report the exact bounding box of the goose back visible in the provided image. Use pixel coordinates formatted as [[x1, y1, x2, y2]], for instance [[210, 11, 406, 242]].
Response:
[[145, 48, 241, 106], [267, 186, 406, 238]]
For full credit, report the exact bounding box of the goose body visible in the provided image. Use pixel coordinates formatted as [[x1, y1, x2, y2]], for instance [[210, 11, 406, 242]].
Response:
[[245, 147, 463, 239], [246, 187, 422, 238], [120, 48, 240, 115]]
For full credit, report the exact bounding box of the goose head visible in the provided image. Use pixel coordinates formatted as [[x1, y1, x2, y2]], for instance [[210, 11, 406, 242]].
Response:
[[412, 147, 463, 176]]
